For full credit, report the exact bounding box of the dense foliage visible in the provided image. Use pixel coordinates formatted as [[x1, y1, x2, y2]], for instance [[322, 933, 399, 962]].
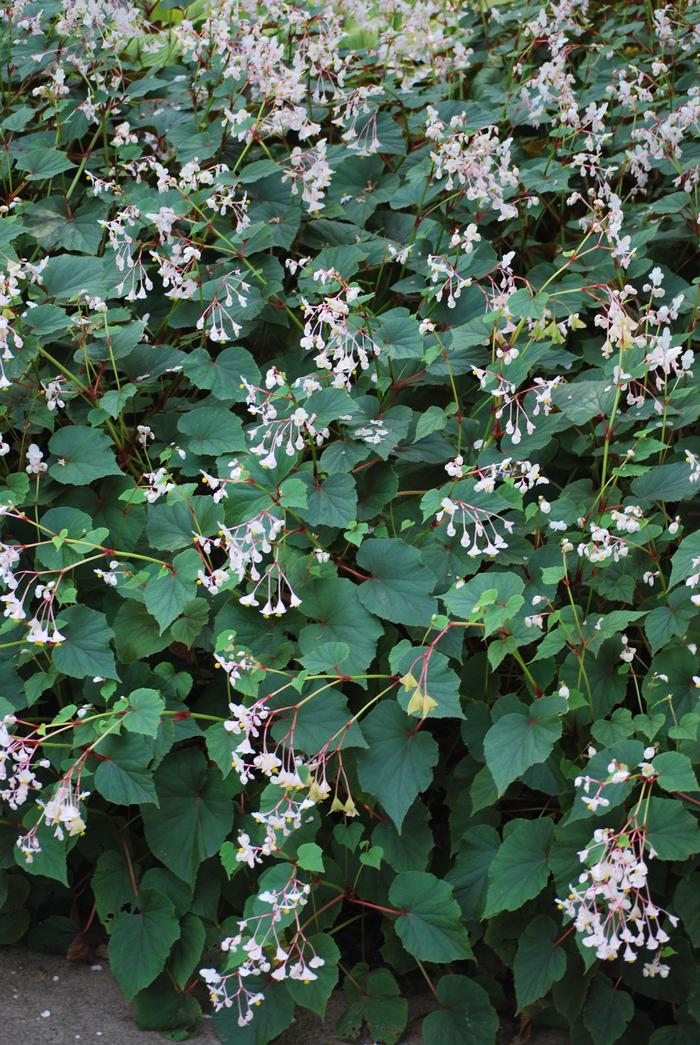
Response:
[[1, 0, 700, 1041]]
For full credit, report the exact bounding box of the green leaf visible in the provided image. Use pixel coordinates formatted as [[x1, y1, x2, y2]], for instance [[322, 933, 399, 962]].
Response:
[[24, 196, 106, 254], [415, 404, 449, 442], [109, 888, 180, 1000], [95, 734, 158, 806], [513, 915, 567, 1010], [144, 550, 201, 632], [92, 849, 137, 928], [444, 570, 525, 635], [213, 979, 293, 1044], [0, 905, 30, 944], [483, 697, 563, 796], [446, 824, 500, 919], [15, 811, 76, 885], [373, 801, 433, 873], [297, 842, 325, 873], [673, 873, 700, 945], [25, 914, 79, 953], [298, 641, 349, 673], [271, 689, 367, 754], [484, 819, 554, 917], [142, 749, 237, 884], [123, 688, 165, 736], [423, 975, 498, 1045], [645, 797, 700, 860], [591, 708, 635, 747], [147, 497, 220, 551], [238, 158, 282, 183], [176, 407, 245, 455], [181, 346, 259, 400], [1, 106, 33, 131], [16, 147, 75, 180], [205, 722, 234, 779], [652, 751, 699, 793], [169, 599, 208, 645], [112, 602, 172, 662], [360, 845, 383, 868], [337, 965, 407, 1045], [583, 977, 634, 1045], [53, 605, 117, 680], [48, 426, 121, 484], [299, 578, 382, 676], [42, 254, 113, 298], [278, 475, 309, 509], [377, 308, 423, 361], [669, 530, 700, 588], [644, 647, 697, 721], [141, 867, 192, 918], [469, 765, 498, 813], [357, 538, 437, 626], [567, 742, 644, 822], [649, 1028, 700, 1045], [355, 702, 438, 830], [553, 380, 616, 424], [644, 589, 696, 653], [0, 471, 29, 508], [390, 871, 473, 962], [297, 472, 358, 528], [632, 463, 698, 505], [133, 974, 202, 1034], [169, 912, 206, 989]]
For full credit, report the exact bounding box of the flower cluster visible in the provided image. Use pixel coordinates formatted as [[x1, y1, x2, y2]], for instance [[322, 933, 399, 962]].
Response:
[[557, 818, 678, 970], [436, 496, 514, 557], [196, 273, 250, 342], [427, 109, 520, 220], [0, 715, 46, 812], [200, 871, 323, 1027], [243, 378, 329, 468], [0, 543, 66, 646], [300, 280, 380, 388]]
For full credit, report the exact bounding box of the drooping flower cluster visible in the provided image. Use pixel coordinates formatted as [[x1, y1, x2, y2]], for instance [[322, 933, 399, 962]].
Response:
[[213, 643, 256, 687], [238, 560, 302, 617], [1, 714, 87, 863], [0, 542, 66, 646], [299, 277, 380, 388], [577, 522, 632, 564], [427, 108, 521, 220], [426, 254, 473, 309], [200, 870, 324, 1027], [473, 367, 562, 446], [436, 496, 514, 557], [0, 715, 47, 811], [557, 817, 678, 971], [243, 377, 329, 468], [282, 139, 333, 212], [575, 751, 658, 814], [196, 272, 250, 342], [194, 507, 299, 615]]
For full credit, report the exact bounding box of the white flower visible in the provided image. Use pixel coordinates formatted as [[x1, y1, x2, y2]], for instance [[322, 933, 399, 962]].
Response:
[[25, 444, 47, 475]]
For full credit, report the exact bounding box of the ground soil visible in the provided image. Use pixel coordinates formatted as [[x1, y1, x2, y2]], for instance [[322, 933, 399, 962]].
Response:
[[0, 946, 570, 1045]]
